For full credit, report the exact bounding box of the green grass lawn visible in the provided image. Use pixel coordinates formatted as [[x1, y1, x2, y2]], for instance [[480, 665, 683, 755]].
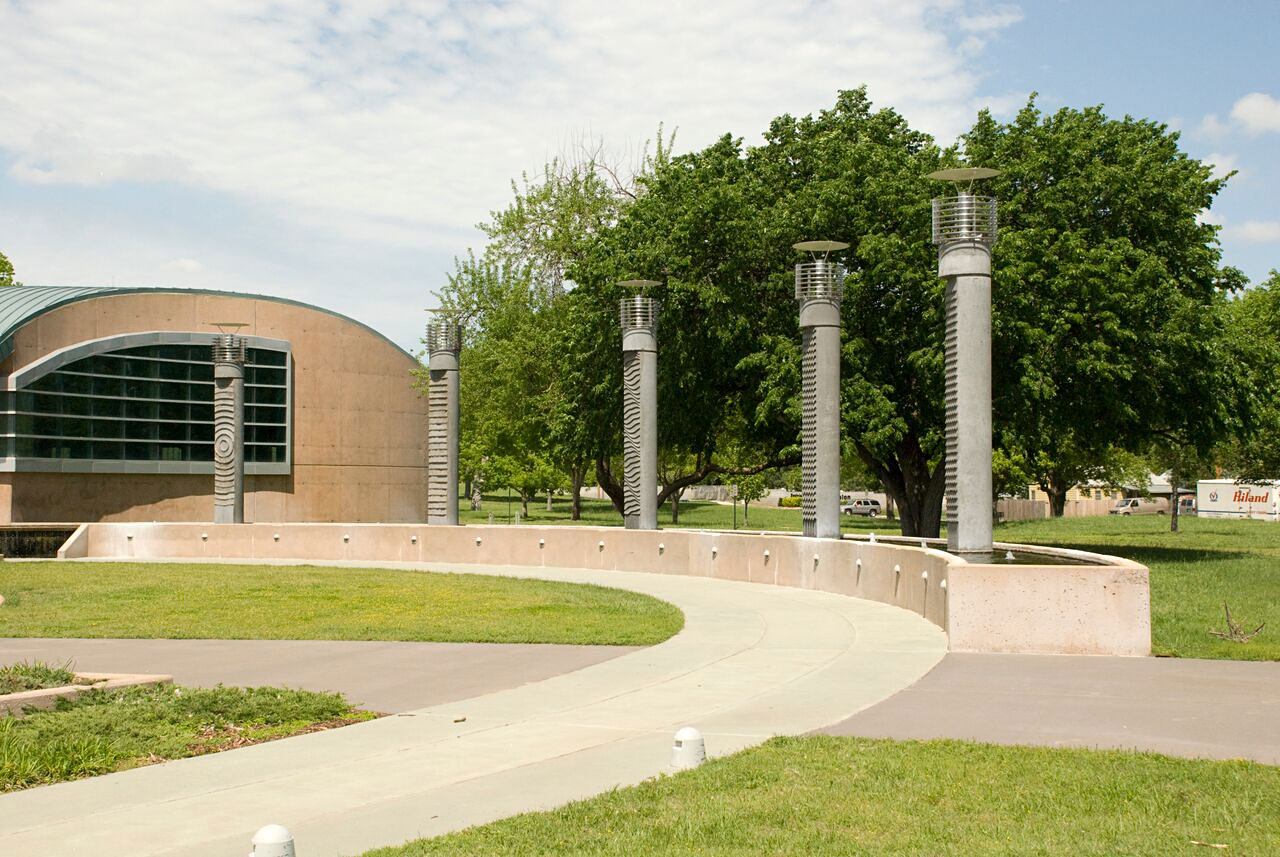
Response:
[[0, 563, 683, 646], [995, 516, 1280, 661], [364, 735, 1280, 857], [461, 494, 904, 534], [1, 680, 374, 791]]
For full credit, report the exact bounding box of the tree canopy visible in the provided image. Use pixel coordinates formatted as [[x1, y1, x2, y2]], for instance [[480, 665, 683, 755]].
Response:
[[0, 251, 19, 287], [435, 89, 1245, 534], [962, 99, 1238, 515]]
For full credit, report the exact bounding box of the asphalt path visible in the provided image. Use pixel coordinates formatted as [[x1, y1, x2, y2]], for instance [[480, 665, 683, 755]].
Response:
[[0, 638, 638, 713], [821, 652, 1280, 764]]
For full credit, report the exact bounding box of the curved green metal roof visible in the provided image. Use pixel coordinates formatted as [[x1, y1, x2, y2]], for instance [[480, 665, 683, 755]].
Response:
[[0, 285, 418, 364]]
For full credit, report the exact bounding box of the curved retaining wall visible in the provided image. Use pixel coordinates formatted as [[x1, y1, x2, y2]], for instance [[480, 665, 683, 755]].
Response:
[[58, 522, 1150, 656]]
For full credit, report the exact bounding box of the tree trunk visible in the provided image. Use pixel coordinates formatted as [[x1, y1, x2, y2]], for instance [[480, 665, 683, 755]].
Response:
[[570, 464, 584, 521], [1040, 475, 1069, 517], [546, 489, 553, 512], [595, 457, 625, 516], [885, 495, 896, 521], [743, 498, 749, 526], [1170, 466, 1180, 533], [470, 475, 484, 511], [520, 491, 529, 519], [670, 488, 682, 523], [856, 437, 945, 537]]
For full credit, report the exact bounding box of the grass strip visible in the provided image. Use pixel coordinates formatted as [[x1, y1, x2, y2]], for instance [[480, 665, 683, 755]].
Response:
[[0, 563, 684, 646], [364, 735, 1280, 857], [1, 681, 374, 791]]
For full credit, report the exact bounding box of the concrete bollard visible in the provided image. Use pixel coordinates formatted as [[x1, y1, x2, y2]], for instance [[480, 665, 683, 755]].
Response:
[[670, 726, 706, 771], [249, 824, 295, 857]]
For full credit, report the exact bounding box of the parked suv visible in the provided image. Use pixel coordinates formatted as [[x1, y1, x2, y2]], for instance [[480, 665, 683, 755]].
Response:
[[841, 498, 882, 517]]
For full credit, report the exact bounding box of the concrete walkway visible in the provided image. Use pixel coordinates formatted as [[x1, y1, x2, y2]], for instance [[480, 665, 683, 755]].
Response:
[[0, 638, 640, 714], [0, 562, 947, 857], [822, 652, 1280, 764]]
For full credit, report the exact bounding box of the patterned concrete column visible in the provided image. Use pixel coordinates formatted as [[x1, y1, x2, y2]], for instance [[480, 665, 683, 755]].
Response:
[[212, 332, 246, 524], [930, 170, 999, 553], [426, 321, 461, 525], [619, 286, 659, 530], [794, 241, 847, 540]]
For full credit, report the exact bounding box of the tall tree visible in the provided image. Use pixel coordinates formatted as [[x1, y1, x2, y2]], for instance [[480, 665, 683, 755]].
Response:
[[571, 89, 949, 533], [963, 100, 1238, 516], [1216, 270, 1280, 480]]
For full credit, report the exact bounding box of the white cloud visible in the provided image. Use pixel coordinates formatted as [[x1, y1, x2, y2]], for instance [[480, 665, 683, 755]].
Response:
[[1226, 221, 1280, 244], [1231, 92, 1280, 134], [0, 0, 1023, 348], [1204, 152, 1242, 180], [957, 5, 1023, 33], [171, 258, 205, 272], [0, 1, 1017, 241], [1196, 113, 1231, 140]]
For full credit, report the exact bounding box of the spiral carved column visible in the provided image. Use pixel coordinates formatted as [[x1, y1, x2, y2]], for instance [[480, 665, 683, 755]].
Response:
[[212, 334, 245, 524]]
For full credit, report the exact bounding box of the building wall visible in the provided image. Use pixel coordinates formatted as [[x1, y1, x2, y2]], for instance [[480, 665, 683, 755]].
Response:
[[0, 292, 427, 523]]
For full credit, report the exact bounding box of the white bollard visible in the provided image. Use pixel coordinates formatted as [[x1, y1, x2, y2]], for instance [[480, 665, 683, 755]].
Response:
[[670, 726, 706, 771], [249, 824, 295, 857]]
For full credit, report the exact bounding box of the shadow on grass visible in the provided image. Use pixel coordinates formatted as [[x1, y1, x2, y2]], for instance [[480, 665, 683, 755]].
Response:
[[1026, 541, 1254, 567]]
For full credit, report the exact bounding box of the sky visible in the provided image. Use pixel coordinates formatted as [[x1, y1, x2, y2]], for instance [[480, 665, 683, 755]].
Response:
[[0, 0, 1276, 354]]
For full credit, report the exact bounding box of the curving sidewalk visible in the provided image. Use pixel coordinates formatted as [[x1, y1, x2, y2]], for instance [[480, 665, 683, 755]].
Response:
[[0, 562, 946, 857]]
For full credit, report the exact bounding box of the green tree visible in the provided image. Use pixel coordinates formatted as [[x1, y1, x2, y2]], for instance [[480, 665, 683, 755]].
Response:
[[570, 90, 946, 531], [963, 99, 1238, 516], [1215, 270, 1280, 480], [435, 148, 648, 520], [0, 251, 20, 287], [732, 473, 767, 527]]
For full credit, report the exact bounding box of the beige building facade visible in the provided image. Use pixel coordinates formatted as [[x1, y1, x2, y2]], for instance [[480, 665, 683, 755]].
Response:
[[0, 287, 427, 523]]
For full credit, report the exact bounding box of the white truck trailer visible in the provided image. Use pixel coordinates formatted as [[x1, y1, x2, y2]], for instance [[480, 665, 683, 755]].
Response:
[[1196, 479, 1279, 521]]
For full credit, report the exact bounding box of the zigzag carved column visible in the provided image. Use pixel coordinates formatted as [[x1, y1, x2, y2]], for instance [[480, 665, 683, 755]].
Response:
[[426, 321, 461, 525], [931, 177, 998, 554], [795, 243, 846, 540], [619, 288, 659, 530]]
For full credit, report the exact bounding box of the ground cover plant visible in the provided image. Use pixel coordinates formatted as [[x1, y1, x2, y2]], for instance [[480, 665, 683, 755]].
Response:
[[364, 735, 1280, 857], [0, 661, 83, 694], [0, 563, 682, 646], [1, 680, 374, 791]]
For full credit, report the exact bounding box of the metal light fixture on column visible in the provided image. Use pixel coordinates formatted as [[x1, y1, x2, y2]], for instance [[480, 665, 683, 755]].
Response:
[[619, 280, 660, 530], [211, 322, 247, 524], [928, 166, 1000, 553], [426, 311, 462, 525], [793, 240, 848, 540]]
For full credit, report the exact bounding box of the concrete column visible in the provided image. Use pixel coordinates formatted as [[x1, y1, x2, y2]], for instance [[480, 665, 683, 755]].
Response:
[[620, 295, 658, 530], [934, 191, 996, 553], [796, 258, 843, 540], [212, 334, 245, 524], [426, 322, 461, 525]]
